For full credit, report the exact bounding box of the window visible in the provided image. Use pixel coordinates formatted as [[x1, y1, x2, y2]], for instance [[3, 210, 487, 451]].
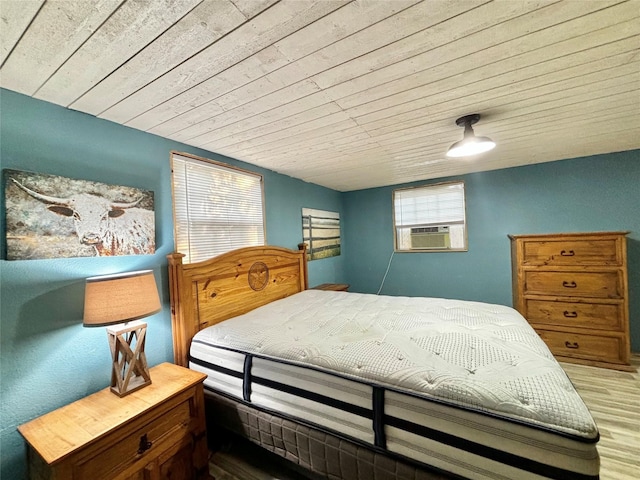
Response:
[[393, 181, 467, 252], [171, 152, 265, 263]]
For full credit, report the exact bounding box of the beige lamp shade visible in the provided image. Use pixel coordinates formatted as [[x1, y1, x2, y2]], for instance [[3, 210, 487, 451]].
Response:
[[83, 270, 161, 327]]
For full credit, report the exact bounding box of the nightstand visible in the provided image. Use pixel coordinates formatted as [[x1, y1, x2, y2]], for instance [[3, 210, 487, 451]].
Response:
[[312, 283, 350, 291], [18, 362, 211, 480]]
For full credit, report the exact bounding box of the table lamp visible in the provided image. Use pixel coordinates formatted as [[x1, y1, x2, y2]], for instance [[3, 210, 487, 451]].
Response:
[[83, 270, 161, 397]]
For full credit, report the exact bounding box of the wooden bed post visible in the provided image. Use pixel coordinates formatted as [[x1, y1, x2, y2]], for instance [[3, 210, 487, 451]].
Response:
[[298, 243, 309, 290], [167, 252, 191, 367]]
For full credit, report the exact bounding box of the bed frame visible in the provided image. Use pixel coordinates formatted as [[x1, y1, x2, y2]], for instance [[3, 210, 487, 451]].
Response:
[[167, 245, 451, 480], [167, 245, 308, 367]]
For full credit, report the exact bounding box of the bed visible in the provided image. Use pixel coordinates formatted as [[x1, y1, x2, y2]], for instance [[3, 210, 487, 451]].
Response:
[[167, 245, 600, 480]]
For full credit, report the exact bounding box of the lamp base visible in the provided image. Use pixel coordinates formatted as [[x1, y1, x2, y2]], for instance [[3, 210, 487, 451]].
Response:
[[107, 320, 151, 397]]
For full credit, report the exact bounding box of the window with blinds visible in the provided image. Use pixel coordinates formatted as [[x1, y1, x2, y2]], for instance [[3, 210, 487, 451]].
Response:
[[393, 181, 467, 252], [171, 152, 265, 263]]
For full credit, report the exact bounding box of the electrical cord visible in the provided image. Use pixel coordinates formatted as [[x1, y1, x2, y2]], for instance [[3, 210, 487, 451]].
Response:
[[376, 250, 395, 295]]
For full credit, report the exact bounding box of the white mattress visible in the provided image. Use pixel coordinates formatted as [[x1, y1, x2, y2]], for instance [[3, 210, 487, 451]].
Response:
[[191, 290, 599, 479]]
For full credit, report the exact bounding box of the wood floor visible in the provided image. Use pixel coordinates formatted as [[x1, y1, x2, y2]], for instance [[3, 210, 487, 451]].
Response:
[[209, 355, 640, 480], [560, 354, 640, 480]]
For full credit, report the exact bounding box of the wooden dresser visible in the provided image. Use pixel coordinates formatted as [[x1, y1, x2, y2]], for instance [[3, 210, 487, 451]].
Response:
[[18, 363, 211, 479], [509, 232, 631, 371]]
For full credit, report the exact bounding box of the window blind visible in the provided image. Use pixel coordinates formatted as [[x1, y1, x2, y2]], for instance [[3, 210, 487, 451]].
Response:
[[171, 153, 265, 263], [393, 181, 466, 251], [394, 182, 465, 227]]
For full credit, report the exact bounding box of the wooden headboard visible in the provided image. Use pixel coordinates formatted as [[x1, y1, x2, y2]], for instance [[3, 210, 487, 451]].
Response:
[[167, 245, 308, 366]]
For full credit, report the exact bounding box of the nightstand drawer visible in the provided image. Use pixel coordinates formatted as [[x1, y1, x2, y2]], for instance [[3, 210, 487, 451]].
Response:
[[537, 330, 624, 364], [521, 239, 620, 266], [77, 398, 193, 478], [525, 300, 622, 331], [523, 271, 622, 298]]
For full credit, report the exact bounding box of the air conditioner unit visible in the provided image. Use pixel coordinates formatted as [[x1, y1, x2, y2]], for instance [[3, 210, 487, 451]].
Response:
[[410, 226, 451, 249]]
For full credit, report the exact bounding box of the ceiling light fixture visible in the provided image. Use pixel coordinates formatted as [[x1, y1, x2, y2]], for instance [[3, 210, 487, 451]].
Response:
[[446, 114, 495, 158]]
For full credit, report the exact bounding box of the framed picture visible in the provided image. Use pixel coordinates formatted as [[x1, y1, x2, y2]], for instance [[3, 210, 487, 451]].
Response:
[[301, 208, 340, 261], [4, 169, 155, 260]]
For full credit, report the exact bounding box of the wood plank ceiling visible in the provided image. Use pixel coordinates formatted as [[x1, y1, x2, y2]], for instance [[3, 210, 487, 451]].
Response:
[[1, 0, 638, 191]]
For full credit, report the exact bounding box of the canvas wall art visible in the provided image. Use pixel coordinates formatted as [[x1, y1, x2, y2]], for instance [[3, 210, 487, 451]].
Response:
[[301, 208, 340, 261], [4, 169, 155, 260]]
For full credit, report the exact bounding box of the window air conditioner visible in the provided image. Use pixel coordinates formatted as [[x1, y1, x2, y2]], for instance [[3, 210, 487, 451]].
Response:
[[410, 226, 451, 249]]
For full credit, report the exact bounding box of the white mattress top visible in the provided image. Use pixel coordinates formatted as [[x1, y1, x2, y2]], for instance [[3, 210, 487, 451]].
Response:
[[194, 290, 598, 438]]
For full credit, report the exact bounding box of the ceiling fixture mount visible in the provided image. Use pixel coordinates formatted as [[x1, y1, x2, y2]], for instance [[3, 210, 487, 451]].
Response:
[[446, 114, 496, 158]]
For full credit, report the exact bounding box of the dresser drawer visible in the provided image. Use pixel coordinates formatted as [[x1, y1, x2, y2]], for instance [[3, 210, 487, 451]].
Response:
[[536, 330, 624, 364], [521, 239, 620, 266], [525, 300, 622, 331], [76, 397, 193, 478], [523, 271, 622, 298]]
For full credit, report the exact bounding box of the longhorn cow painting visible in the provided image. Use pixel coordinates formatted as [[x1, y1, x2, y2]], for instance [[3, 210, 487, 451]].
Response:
[[3, 169, 155, 260]]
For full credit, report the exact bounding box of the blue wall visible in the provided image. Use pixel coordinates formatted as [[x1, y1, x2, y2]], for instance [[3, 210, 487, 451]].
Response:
[[342, 150, 640, 350], [0, 89, 343, 479]]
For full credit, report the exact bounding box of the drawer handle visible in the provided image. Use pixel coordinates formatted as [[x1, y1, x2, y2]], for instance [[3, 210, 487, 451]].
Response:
[[563, 311, 578, 318], [138, 434, 153, 454], [565, 341, 579, 349], [560, 250, 575, 256], [562, 281, 577, 288]]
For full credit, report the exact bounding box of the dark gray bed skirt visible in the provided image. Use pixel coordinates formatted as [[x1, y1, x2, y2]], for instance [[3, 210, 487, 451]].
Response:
[[205, 390, 454, 480]]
